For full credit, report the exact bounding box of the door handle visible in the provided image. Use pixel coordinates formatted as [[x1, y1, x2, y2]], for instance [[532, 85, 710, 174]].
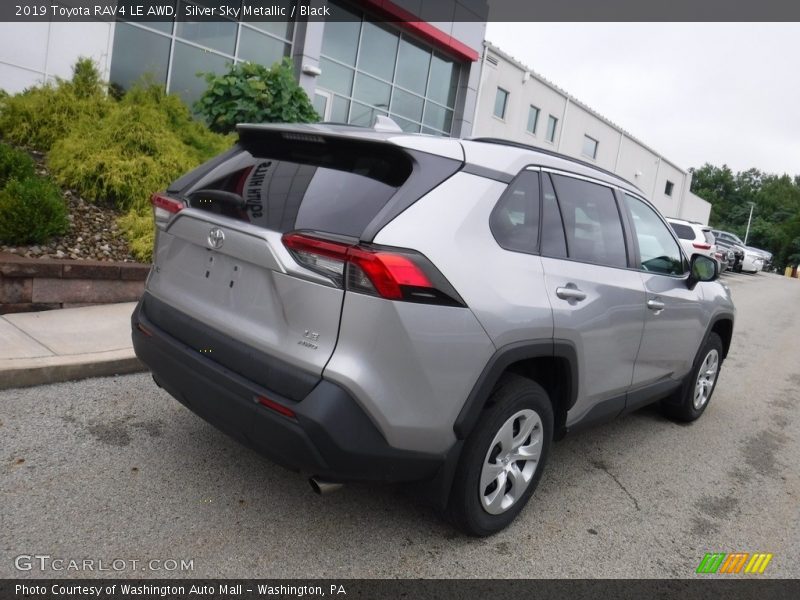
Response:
[[647, 299, 665, 311], [556, 286, 587, 301]]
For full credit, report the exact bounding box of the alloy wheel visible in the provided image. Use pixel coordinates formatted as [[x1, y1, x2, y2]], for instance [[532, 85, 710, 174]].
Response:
[[693, 349, 719, 410], [479, 409, 543, 515]]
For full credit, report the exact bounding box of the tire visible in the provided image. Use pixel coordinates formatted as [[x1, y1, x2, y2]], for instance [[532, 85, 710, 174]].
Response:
[[447, 374, 553, 536], [661, 332, 723, 422]]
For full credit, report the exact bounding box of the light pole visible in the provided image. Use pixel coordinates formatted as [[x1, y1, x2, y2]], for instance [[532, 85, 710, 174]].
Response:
[[744, 202, 755, 244]]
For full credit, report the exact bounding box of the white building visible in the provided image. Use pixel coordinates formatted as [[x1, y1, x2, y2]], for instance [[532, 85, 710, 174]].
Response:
[[473, 42, 710, 223]]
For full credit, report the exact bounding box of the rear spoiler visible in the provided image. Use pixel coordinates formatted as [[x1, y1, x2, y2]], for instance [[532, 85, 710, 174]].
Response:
[[236, 124, 413, 187]]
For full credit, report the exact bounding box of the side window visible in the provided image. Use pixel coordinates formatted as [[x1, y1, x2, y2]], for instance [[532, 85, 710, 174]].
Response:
[[541, 173, 567, 258], [550, 174, 627, 268], [489, 170, 539, 254], [625, 194, 686, 276]]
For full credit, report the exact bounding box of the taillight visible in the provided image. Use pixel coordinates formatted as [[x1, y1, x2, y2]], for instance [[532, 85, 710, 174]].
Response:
[[692, 242, 712, 250], [282, 233, 349, 286], [282, 232, 465, 307], [347, 248, 432, 300], [151, 192, 185, 230]]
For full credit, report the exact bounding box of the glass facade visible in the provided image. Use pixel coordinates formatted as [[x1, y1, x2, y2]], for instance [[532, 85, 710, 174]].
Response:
[[109, 0, 294, 107], [317, 0, 461, 135]]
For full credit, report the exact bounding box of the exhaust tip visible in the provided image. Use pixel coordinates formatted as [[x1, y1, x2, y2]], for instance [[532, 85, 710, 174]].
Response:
[[309, 477, 344, 495]]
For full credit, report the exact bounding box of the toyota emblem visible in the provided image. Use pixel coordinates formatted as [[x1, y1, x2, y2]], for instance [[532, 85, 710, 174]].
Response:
[[207, 227, 225, 249]]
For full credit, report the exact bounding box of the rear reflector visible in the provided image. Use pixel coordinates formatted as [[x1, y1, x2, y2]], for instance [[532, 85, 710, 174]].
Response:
[[136, 323, 153, 337], [256, 395, 296, 418], [692, 242, 712, 250], [282, 232, 464, 307]]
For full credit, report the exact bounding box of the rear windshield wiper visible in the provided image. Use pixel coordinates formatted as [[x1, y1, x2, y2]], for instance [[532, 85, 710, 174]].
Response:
[[187, 189, 246, 209]]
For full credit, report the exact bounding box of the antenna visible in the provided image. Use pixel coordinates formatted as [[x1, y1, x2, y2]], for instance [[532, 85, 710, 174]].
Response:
[[372, 115, 403, 133]]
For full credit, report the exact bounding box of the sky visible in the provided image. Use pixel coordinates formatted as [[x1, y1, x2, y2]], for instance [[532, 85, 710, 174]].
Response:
[[484, 23, 800, 176]]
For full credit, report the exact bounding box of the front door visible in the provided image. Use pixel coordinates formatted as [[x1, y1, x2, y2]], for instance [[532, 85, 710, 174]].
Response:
[[622, 193, 708, 391]]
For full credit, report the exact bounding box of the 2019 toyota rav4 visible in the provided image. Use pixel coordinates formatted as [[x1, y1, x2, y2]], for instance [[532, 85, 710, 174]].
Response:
[[132, 123, 734, 536]]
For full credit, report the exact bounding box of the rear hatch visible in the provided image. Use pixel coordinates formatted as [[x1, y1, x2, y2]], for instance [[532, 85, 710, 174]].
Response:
[[143, 125, 462, 400]]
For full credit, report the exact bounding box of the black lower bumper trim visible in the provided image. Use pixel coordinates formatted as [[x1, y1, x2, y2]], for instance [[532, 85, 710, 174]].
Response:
[[132, 299, 444, 483]]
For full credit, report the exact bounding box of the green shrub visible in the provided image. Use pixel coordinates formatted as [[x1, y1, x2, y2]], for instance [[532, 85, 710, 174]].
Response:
[[195, 59, 319, 134], [124, 84, 232, 161], [48, 83, 231, 212], [0, 58, 109, 151], [0, 143, 36, 186], [118, 207, 154, 262], [70, 57, 105, 99], [0, 176, 68, 244]]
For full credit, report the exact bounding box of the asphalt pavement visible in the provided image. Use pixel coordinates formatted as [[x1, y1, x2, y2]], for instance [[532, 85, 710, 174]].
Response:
[[1, 272, 798, 578]]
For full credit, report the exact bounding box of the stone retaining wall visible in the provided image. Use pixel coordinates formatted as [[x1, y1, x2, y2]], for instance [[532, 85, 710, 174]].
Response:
[[0, 253, 149, 314]]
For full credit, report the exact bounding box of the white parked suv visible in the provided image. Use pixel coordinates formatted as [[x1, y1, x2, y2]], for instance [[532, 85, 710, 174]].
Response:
[[667, 218, 721, 269]]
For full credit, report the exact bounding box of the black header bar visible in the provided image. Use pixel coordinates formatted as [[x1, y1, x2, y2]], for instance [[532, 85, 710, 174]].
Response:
[[2, 0, 800, 23]]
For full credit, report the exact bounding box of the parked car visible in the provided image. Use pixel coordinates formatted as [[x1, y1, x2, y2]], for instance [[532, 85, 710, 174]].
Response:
[[666, 218, 723, 269], [711, 232, 746, 273], [718, 248, 735, 272], [132, 123, 735, 536], [741, 248, 764, 274], [746, 246, 772, 271]]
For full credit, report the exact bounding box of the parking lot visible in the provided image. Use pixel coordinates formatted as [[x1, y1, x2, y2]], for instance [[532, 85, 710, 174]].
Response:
[[2, 271, 799, 578]]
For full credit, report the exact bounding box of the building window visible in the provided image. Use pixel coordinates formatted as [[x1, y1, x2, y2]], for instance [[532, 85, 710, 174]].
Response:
[[582, 135, 598, 159], [546, 115, 558, 142], [665, 180, 674, 196], [109, 0, 295, 108], [526, 105, 540, 134], [494, 87, 509, 119], [110, 23, 171, 91], [318, 0, 460, 135]]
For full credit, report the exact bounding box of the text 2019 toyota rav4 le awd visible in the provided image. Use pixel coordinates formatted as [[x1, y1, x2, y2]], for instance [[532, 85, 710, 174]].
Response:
[[132, 123, 734, 536]]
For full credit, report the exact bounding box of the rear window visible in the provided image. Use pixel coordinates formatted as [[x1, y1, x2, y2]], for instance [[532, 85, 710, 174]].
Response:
[[490, 170, 540, 254], [184, 140, 412, 238], [670, 223, 695, 240], [244, 158, 399, 236]]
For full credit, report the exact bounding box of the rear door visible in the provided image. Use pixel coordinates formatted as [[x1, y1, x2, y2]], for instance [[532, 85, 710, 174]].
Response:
[[539, 171, 646, 425]]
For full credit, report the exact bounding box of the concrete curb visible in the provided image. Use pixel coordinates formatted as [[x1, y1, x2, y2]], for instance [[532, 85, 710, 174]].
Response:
[[0, 348, 145, 390]]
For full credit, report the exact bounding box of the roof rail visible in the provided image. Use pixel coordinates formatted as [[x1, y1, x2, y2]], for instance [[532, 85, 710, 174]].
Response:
[[469, 137, 639, 190]]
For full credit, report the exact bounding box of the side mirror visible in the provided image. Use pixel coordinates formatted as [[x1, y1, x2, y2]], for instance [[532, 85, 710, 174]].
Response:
[[687, 254, 718, 289]]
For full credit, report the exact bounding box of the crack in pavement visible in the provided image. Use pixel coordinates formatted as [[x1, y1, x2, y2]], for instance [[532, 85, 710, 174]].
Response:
[[592, 459, 641, 511]]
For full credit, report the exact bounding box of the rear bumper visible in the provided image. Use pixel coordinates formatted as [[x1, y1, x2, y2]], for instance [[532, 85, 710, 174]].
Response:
[[131, 296, 445, 483]]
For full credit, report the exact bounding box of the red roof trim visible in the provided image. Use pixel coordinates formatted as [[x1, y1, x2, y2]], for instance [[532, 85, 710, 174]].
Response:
[[358, 0, 480, 62]]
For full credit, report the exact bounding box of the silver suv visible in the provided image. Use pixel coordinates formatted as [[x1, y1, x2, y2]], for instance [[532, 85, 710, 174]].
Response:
[[132, 123, 735, 536]]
